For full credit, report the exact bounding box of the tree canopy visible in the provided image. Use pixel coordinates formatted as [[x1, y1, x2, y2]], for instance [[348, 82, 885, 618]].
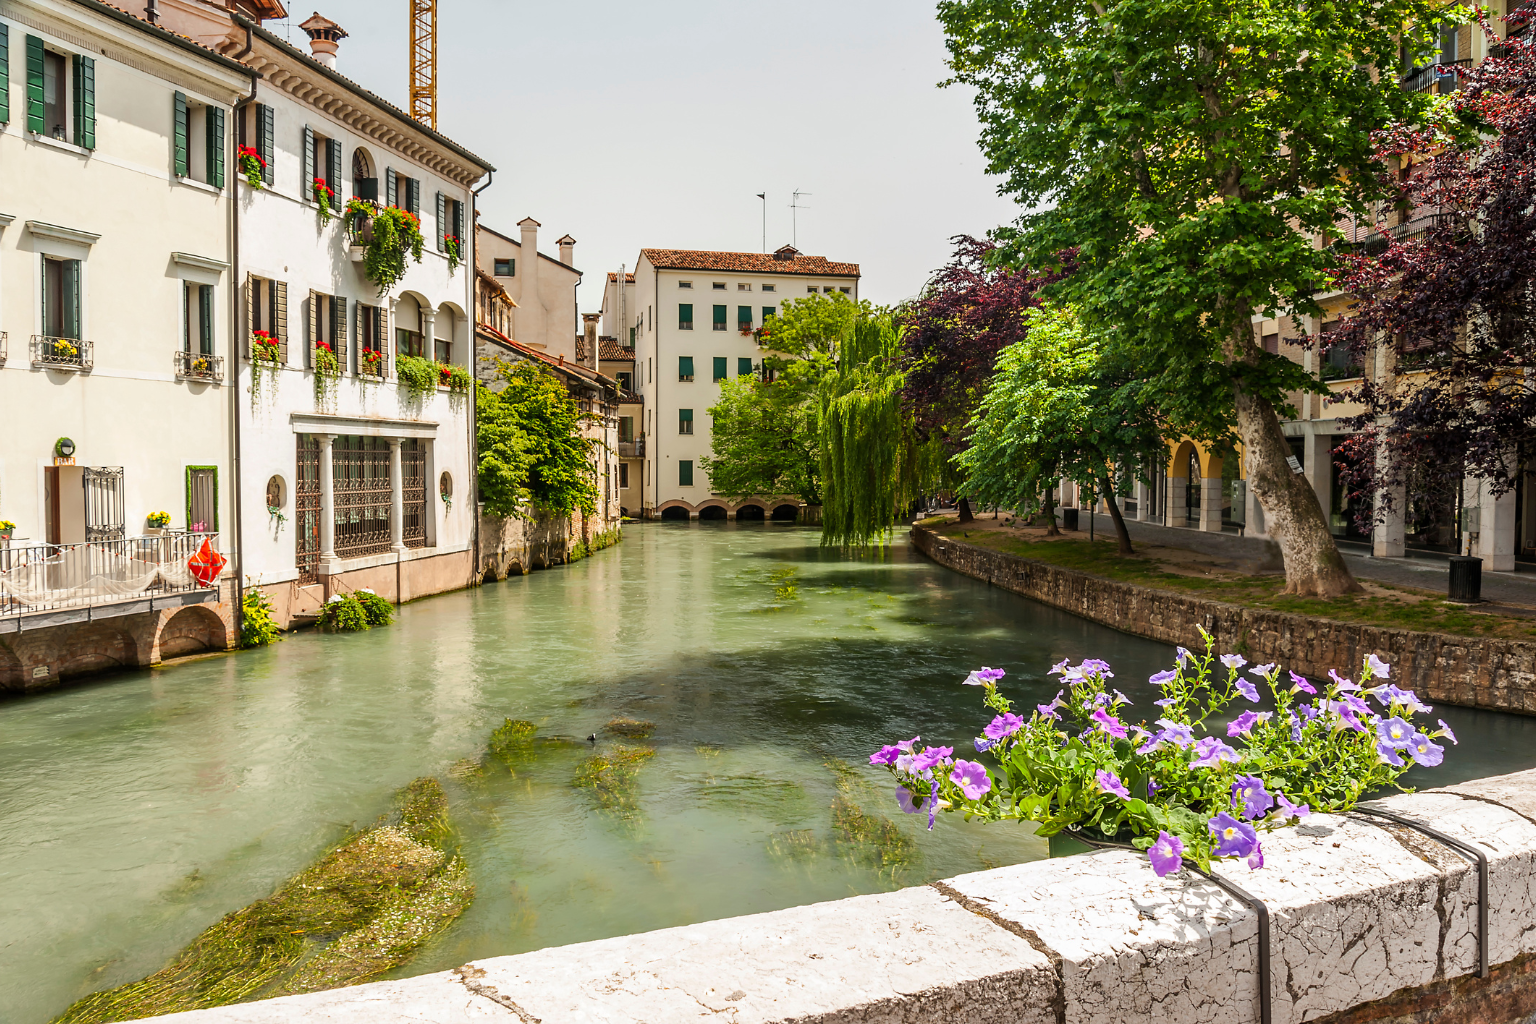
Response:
[[757, 292, 873, 360], [476, 360, 597, 520], [700, 360, 824, 505]]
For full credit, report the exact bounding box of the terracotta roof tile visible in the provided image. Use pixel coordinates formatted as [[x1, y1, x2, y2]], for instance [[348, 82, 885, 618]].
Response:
[[78, 0, 259, 69], [479, 324, 619, 391], [640, 248, 859, 278], [607, 272, 635, 283], [599, 338, 634, 362]]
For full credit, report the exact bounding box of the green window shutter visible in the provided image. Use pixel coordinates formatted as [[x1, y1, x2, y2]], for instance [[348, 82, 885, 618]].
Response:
[[259, 104, 274, 183], [436, 191, 447, 250], [63, 259, 81, 340], [762, 306, 775, 321], [712, 356, 727, 382], [679, 461, 694, 487], [25, 35, 43, 134], [712, 304, 727, 325], [0, 24, 10, 125], [386, 167, 397, 207], [406, 178, 420, 216], [678, 356, 694, 380], [207, 106, 225, 187], [199, 285, 214, 355], [273, 280, 288, 363], [173, 91, 189, 176], [72, 55, 94, 150], [333, 295, 348, 371], [453, 198, 464, 242], [183, 282, 192, 352], [738, 305, 751, 325], [679, 408, 694, 421], [301, 124, 314, 191], [679, 303, 693, 325], [326, 136, 340, 192], [738, 357, 753, 377]]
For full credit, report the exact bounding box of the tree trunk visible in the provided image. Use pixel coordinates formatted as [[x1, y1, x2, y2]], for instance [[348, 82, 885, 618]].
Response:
[[1099, 476, 1135, 555], [1225, 321, 1360, 598], [957, 496, 975, 523]]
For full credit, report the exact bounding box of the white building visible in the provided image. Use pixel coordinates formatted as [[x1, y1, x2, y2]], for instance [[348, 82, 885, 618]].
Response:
[[605, 246, 860, 519], [0, 0, 256, 685], [154, 3, 493, 624]]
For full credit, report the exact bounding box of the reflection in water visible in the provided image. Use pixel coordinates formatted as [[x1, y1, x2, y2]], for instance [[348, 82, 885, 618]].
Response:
[[1, 522, 1531, 1023]]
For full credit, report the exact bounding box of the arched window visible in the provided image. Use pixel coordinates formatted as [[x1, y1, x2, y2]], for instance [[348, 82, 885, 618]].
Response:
[[351, 148, 377, 201], [1186, 450, 1201, 525]]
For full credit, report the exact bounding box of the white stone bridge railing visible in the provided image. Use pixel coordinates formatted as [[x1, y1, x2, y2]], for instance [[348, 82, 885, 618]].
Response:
[[143, 768, 1536, 1024]]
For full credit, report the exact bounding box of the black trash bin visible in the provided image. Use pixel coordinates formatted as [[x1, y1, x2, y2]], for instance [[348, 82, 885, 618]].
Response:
[[1448, 556, 1483, 603], [1061, 508, 1079, 531]]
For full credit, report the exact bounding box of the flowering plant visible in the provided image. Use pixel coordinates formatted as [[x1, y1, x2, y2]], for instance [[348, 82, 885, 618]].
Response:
[[237, 145, 264, 189], [0, 520, 16, 532], [251, 330, 281, 364], [312, 178, 335, 220], [871, 630, 1455, 876], [147, 511, 171, 528], [360, 347, 384, 376], [444, 234, 462, 273], [312, 340, 340, 406]]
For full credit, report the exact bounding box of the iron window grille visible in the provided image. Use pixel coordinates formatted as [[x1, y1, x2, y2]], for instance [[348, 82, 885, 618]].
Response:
[[402, 440, 427, 549], [332, 436, 393, 560], [296, 436, 321, 583], [84, 467, 126, 542]]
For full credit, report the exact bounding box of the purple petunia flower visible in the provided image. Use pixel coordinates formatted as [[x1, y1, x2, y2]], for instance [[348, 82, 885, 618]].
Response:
[[894, 753, 916, 773], [1341, 693, 1375, 720], [1289, 671, 1317, 695], [1249, 662, 1277, 677], [1234, 676, 1260, 702], [1276, 793, 1310, 819], [1148, 830, 1185, 877], [1095, 769, 1131, 799], [1376, 741, 1406, 767], [1210, 811, 1259, 858], [1113, 689, 1133, 705], [1231, 774, 1274, 820], [1407, 732, 1445, 767], [1049, 659, 1072, 676], [869, 745, 901, 766], [911, 746, 955, 772], [1221, 654, 1248, 670], [1091, 692, 1113, 707], [1176, 647, 1193, 664], [1365, 653, 1391, 679], [895, 784, 929, 815], [950, 759, 992, 799], [963, 666, 1007, 686], [973, 736, 995, 753], [985, 713, 1026, 741], [928, 778, 941, 830], [1287, 711, 1302, 743], [1191, 736, 1241, 767], [1247, 841, 1264, 871], [1367, 684, 1432, 715], [1227, 710, 1272, 737], [1133, 727, 1161, 755], [1091, 708, 1129, 739], [1436, 719, 1459, 745], [1147, 779, 1160, 797], [1154, 697, 1178, 708], [1299, 702, 1323, 722], [1377, 716, 1413, 750], [898, 736, 920, 752], [1329, 669, 1361, 692], [1156, 719, 1196, 748], [1080, 659, 1114, 678], [1149, 668, 1178, 687]]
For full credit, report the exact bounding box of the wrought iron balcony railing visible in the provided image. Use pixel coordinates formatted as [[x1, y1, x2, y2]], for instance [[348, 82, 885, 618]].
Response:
[[1400, 59, 1470, 94], [0, 532, 221, 619], [31, 336, 93, 372], [174, 351, 225, 383]]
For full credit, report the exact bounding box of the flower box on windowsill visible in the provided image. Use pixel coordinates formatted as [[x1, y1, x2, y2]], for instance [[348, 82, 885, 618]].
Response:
[[31, 336, 93, 372], [175, 351, 225, 383]]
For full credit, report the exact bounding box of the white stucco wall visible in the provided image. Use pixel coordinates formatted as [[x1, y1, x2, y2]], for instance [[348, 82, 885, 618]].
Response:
[[475, 222, 580, 361], [0, 1, 249, 545]]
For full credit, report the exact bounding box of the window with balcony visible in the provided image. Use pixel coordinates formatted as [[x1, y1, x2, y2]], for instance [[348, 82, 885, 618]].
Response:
[[679, 303, 694, 330], [679, 409, 694, 435], [712, 305, 727, 331], [178, 282, 222, 381], [187, 467, 217, 532], [713, 357, 727, 382], [35, 255, 89, 370], [619, 416, 634, 443], [679, 356, 695, 382]]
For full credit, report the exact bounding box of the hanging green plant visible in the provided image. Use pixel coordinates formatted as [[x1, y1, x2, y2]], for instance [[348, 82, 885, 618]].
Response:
[[439, 362, 473, 394], [396, 354, 439, 400], [352, 203, 426, 294], [237, 145, 264, 190], [313, 341, 341, 405], [444, 234, 463, 273], [250, 330, 281, 404], [312, 178, 336, 220]]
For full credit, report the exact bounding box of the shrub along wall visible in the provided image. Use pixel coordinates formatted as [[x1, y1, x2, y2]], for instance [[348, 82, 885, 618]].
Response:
[[912, 525, 1536, 716]]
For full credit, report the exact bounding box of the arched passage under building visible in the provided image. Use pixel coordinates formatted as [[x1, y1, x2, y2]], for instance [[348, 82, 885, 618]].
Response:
[[770, 504, 799, 522], [698, 505, 728, 521], [660, 506, 691, 521], [736, 504, 766, 522]]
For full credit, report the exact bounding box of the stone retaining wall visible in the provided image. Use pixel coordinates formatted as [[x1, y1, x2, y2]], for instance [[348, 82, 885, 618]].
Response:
[[138, 769, 1536, 1023], [912, 525, 1536, 716]]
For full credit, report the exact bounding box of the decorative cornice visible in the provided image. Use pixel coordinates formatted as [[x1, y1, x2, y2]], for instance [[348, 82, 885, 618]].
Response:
[[289, 411, 440, 438], [27, 221, 102, 246], [0, 214, 15, 229], [172, 252, 230, 273]]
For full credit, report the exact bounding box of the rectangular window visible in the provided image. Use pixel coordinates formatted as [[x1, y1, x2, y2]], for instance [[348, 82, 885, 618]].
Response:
[[397, 325, 423, 358], [0, 24, 9, 126], [712, 282, 727, 290], [825, 287, 837, 294], [679, 303, 694, 330], [184, 283, 214, 354], [203, 104, 224, 187], [494, 258, 514, 277], [43, 48, 65, 139], [679, 408, 694, 434], [619, 463, 629, 489], [712, 305, 727, 331], [616, 370, 633, 393], [738, 357, 754, 377], [737, 305, 752, 327], [679, 281, 693, 289], [762, 306, 775, 322], [678, 356, 695, 382], [713, 356, 727, 382], [679, 460, 694, 486], [839, 287, 852, 294], [619, 416, 634, 443], [358, 303, 385, 375], [42, 255, 82, 340], [628, 326, 637, 346], [435, 332, 452, 364], [331, 435, 394, 559], [247, 275, 288, 363], [807, 286, 818, 294], [187, 467, 217, 533], [737, 283, 751, 291], [761, 284, 775, 292], [1262, 332, 1280, 354]]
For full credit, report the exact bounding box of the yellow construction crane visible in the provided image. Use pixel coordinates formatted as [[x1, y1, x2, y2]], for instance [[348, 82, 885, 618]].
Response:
[[408, 0, 437, 130]]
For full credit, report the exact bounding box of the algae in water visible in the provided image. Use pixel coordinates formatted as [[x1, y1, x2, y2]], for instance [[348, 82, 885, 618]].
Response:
[[573, 744, 655, 812], [53, 777, 472, 1024]]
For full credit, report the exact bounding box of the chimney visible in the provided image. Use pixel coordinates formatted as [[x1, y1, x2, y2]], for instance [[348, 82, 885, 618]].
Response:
[[557, 234, 577, 268], [299, 13, 348, 70], [582, 313, 600, 369], [518, 217, 544, 350]]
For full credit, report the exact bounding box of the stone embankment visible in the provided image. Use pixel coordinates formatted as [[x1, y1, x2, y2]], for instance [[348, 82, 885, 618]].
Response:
[[135, 769, 1536, 1023], [912, 525, 1536, 716]]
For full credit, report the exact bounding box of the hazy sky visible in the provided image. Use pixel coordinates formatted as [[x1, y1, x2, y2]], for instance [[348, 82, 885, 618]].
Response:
[[266, 0, 1019, 310]]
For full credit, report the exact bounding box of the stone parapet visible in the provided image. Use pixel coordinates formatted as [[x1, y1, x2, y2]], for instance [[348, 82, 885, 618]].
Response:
[[133, 769, 1536, 1023], [911, 525, 1536, 716]]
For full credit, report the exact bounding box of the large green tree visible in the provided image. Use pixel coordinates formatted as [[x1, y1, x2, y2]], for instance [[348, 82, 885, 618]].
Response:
[[957, 305, 1171, 554], [477, 360, 597, 520], [758, 292, 874, 359], [700, 360, 824, 505], [939, 0, 1451, 595]]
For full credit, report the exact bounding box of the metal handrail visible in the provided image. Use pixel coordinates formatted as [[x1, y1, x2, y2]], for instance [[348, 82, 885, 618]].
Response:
[[0, 532, 220, 618], [174, 351, 225, 383], [30, 336, 94, 372], [1401, 58, 1471, 94]]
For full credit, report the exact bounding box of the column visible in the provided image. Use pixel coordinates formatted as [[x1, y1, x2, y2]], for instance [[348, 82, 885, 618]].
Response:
[[1471, 475, 1518, 571], [1303, 431, 1334, 529], [1372, 337, 1404, 558], [1165, 469, 1187, 528], [1134, 478, 1151, 522], [317, 433, 340, 576], [1199, 475, 1224, 532], [388, 438, 406, 553], [421, 308, 437, 361]]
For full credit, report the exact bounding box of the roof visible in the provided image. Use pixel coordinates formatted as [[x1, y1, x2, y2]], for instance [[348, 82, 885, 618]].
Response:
[[640, 248, 860, 278], [70, 1, 261, 77], [476, 270, 517, 307], [235, 13, 493, 176], [607, 272, 636, 283], [599, 338, 634, 362], [478, 323, 620, 393], [477, 224, 580, 274]]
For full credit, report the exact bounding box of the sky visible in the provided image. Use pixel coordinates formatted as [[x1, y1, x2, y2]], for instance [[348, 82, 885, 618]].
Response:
[[264, 0, 1021, 311]]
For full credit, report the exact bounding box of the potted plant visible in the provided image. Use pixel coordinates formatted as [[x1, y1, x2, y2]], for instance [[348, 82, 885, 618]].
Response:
[[444, 234, 463, 273], [312, 340, 341, 405], [0, 519, 15, 542], [346, 198, 375, 262], [360, 347, 384, 378], [312, 178, 336, 220], [251, 330, 281, 403], [237, 145, 264, 189], [145, 511, 171, 536]]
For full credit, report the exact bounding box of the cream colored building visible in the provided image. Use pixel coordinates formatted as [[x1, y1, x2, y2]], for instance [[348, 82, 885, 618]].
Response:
[[476, 219, 581, 360], [605, 246, 859, 518], [0, 0, 253, 549]]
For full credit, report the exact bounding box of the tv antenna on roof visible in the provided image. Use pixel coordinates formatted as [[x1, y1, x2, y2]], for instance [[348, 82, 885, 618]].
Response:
[[790, 189, 811, 248]]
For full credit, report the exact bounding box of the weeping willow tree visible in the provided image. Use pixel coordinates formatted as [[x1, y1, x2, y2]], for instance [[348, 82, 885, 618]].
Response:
[[819, 314, 937, 548]]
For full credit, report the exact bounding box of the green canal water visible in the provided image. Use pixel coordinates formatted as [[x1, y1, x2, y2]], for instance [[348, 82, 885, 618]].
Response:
[[4, 523, 1535, 1023]]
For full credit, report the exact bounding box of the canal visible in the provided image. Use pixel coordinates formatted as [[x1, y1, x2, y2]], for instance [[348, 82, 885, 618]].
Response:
[[3, 523, 1535, 1023]]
